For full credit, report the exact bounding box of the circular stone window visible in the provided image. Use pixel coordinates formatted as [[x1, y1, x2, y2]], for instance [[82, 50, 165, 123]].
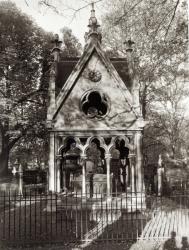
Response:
[[80, 90, 109, 119]]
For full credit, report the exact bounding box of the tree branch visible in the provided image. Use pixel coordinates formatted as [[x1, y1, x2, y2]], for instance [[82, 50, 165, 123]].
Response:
[[69, 0, 103, 23], [13, 88, 47, 107], [24, 0, 29, 6], [8, 135, 22, 151], [114, 0, 144, 25], [38, 0, 64, 15], [39, 0, 103, 20], [164, 0, 180, 37]]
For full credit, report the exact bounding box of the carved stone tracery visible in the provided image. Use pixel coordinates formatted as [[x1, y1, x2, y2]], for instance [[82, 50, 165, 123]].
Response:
[[55, 134, 137, 195]]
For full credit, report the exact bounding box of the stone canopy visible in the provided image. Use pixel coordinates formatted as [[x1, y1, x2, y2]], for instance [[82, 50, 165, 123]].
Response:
[[47, 4, 146, 199]]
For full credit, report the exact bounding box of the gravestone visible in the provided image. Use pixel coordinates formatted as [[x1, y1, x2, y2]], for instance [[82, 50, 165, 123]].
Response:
[[73, 173, 112, 198]]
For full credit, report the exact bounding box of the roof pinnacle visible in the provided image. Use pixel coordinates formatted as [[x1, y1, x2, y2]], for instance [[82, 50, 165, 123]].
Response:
[[85, 2, 102, 44], [51, 34, 62, 62]]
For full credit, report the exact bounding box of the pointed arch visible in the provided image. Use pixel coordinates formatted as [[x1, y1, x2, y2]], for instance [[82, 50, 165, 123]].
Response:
[[83, 136, 108, 155], [57, 136, 84, 155], [108, 135, 135, 154]]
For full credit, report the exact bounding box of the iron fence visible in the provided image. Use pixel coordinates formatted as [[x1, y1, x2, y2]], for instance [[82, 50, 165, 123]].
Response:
[[0, 188, 189, 248]]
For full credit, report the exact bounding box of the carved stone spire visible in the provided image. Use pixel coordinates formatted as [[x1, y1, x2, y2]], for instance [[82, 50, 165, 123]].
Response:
[[85, 3, 102, 44], [51, 34, 62, 62], [124, 39, 141, 116], [47, 34, 62, 127]]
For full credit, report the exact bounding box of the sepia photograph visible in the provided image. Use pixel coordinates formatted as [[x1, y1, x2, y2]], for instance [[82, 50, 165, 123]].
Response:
[[0, 0, 188, 249]]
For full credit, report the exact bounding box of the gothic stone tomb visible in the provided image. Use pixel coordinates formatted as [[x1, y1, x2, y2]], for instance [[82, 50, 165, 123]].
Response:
[[47, 6, 146, 200]]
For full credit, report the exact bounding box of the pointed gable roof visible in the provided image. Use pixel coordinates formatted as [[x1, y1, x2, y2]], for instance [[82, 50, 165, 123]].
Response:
[[55, 57, 132, 96], [53, 40, 139, 119]]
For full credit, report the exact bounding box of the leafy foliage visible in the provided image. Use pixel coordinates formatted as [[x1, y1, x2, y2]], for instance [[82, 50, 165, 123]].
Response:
[[101, 0, 188, 157], [61, 27, 82, 57], [0, 1, 52, 174]]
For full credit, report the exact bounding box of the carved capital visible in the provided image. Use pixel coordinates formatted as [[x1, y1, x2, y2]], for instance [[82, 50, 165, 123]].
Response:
[[46, 120, 55, 129], [56, 155, 62, 168], [105, 154, 112, 159], [80, 155, 87, 165], [128, 153, 136, 159], [56, 154, 62, 160], [80, 154, 87, 159], [136, 130, 142, 135], [50, 64, 56, 77]]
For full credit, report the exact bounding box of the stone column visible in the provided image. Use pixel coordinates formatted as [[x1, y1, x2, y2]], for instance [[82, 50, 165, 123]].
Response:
[[129, 154, 136, 192], [81, 155, 87, 199], [105, 154, 111, 201], [48, 132, 55, 192], [135, 131, 144, 193], [157, 154, 164, 196], [56, 155, 62, 193], [62, 161, 67, 192], [18, 164, 23, 196]]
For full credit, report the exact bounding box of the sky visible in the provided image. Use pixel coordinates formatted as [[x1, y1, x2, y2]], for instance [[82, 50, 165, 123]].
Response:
[[1, 0, 189, 117], [3, 0, 105, 45]]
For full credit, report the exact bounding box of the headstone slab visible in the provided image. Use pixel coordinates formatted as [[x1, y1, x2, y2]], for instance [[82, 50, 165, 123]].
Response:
[[73, 173, 113, 198]]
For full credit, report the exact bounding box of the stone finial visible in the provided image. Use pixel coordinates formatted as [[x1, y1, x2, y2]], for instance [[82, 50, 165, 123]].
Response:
[[52, 34, 62, 47], [88, 3, 99, 28], [124, 39, 135, 74], [85, 2, 102, 43], [124, 39, 135, 52], [51, 34, 62, 62]]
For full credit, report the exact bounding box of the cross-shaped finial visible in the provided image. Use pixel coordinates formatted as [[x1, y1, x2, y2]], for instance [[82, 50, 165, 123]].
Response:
[[51, 34, 62, 48], [91, 2, 95, 17], [124, 39, 135, 52], [88, 2, 99, 28], [91, 2, 94, 11]]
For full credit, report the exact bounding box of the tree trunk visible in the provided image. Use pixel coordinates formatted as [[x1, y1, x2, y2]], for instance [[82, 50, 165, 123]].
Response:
[[141, 84, 147, 120], [0, 148, 9, 177], [0, 127, 22, 177], [0, 129, 10, 177]]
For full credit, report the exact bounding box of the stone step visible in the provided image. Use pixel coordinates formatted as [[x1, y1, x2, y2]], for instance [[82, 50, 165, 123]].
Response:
[[45, 193, 146, 212]]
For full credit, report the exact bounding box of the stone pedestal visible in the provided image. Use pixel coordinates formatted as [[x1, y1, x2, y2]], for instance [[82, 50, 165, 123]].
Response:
[[73, 174, 111, 198]]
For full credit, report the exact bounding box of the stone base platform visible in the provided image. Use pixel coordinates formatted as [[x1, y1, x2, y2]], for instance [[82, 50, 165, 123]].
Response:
[[45, 192, 146, 213]]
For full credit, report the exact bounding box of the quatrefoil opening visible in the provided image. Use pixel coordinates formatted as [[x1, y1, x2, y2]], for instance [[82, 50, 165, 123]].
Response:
[[81, 90, 109, 119]]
